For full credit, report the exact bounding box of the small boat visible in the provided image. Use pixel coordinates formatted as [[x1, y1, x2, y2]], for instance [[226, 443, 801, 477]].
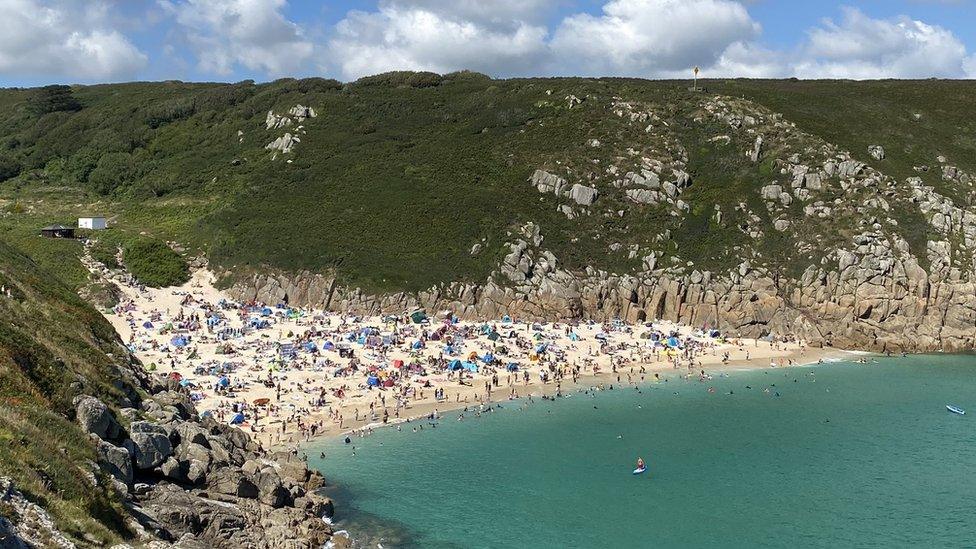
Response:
[[946, 405, 966, 415], [632, 467, 647, 475]]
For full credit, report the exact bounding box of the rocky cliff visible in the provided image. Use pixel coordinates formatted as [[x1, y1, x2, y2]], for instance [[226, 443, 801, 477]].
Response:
[[230, 93, 976, 353]]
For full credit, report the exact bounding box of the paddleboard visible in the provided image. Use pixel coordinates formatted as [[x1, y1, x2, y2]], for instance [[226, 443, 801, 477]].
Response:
[[632, 467, 646, 475], [946, 405, 966, 415]]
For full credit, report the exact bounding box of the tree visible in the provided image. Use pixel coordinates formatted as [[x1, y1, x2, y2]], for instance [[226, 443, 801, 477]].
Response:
[[27, 85, 82, 116]]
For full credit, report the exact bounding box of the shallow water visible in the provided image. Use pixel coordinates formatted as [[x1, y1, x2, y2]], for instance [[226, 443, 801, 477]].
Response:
[[309, 355, 976, 548]]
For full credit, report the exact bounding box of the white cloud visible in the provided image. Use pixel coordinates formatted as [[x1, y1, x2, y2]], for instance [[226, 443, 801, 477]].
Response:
[[329, 3, 550, 80], [159, 0, 314, 77], [0, 0, 147, 81], [549, 0, 762, 77], [384, 0, 558, 27], [793, 7, 973, 79], [324, 1, 976, 82]]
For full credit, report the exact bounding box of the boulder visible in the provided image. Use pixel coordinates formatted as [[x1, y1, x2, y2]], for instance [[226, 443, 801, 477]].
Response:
[[760, 184, 782, 200], [868, 145, 885, 160], [568, 184, 598, 206], [125, 422, 173, 470], [73, 396, 121, 440], [95, 439, 133, 485], [208, 468, 258, 499]]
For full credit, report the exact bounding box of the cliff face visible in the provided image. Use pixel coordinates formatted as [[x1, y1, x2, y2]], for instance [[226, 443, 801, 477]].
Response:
[[227, 89, 976, 353], [230, 241, 972, 353]]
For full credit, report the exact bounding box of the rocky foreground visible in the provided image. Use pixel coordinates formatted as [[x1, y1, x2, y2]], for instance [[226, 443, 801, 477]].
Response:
[[3, 373, 335, 548]]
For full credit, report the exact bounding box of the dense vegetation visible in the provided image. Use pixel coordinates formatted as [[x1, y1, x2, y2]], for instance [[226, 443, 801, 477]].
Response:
[[0, 75, 974, 293], [0, 241, 136, 545]]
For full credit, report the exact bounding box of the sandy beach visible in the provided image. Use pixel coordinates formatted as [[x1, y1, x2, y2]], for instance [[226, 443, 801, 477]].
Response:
[[94, 264, 854, 451]]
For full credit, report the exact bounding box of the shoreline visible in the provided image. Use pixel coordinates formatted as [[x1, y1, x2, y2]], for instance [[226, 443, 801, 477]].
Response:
[[299, 345, 859, 448], [87, 261, 859, 455]]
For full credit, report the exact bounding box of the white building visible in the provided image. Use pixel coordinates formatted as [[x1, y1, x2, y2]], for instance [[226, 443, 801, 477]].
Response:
[[78, 216, 107, 230]]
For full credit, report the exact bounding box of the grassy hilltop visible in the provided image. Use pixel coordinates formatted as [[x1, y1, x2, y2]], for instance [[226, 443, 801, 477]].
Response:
[[1, 74, 975, 292]]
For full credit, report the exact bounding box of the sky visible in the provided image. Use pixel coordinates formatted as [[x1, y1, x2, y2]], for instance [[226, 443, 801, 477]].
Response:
[[1, 0, 975, 87]]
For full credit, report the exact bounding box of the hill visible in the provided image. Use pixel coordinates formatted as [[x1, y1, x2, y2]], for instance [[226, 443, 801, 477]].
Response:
[[2, 75, 976, 350]]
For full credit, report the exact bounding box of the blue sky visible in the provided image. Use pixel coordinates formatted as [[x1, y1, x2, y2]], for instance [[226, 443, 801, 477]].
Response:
[[1, 0, 975, 87]]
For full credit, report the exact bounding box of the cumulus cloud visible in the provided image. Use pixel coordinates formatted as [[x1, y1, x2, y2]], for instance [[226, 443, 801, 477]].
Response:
[[384, 0, 558, 27], [324, 1, 976, 82], [549, 0, 762, 77], [793, 7, 974, 79], [329, 2, 550, 80], [0, 0, 147, 81], [159, 0, 314, 77]]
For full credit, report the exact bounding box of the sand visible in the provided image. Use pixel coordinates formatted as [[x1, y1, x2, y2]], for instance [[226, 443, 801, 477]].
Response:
[[95, 266, 853, 451]]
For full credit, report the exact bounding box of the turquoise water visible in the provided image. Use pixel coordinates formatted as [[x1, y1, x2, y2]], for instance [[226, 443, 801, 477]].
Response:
[[309, 356, 976, 548]]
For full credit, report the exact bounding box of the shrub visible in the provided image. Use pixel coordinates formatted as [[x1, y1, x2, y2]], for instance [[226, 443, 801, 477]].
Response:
[[122, 238, 189, 287], [0, 153, 21, 182], [26, 85, 82, 116], [355, 71, 444, 88]]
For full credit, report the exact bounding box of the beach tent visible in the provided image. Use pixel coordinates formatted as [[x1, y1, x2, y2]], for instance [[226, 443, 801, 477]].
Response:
[[217, 376, 230, 387], [568, 332, 580, 341], [487, 330, 500, 342], [461, 361, 479, 372], [261, 307, 273, 317], [535, 343, 548, 354], [448, 359, 463, 371], [667, 336, 681, 348], [142, 321, 154, 329], [303, 341, 317, 352], [506, 362, 519, 372], [229, 412, 245, 425], [482, 353, 495, 363], [410, 310, 427, 324], [170, 335, 189, 348], [393, 359, 404, 369], [412, 340, 424, 350], [323, 341, 336, 351], [501, 315, 513, 324], [366, 376, 381, 387]]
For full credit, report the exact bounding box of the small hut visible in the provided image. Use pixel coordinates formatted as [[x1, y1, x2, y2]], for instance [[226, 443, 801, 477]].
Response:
[[40, 224, 75, 238]]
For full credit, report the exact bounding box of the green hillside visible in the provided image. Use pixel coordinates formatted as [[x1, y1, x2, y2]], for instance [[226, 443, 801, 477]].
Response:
[[0, 240, 137, 545], [1, 75, 975, 293]]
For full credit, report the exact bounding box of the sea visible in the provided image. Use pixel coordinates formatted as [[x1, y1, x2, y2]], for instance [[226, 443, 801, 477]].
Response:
[[308, 355, 976, 548]]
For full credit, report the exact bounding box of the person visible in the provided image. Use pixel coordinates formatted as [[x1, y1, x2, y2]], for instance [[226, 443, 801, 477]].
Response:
[[636, 457, 645, 470]]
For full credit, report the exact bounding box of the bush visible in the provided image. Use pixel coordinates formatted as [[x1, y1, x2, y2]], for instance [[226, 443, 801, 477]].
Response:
[[26, 85, 82, 116], [89, 241, 119, 269], [122, 238, 189, 287], [355, 71, 444, 88], [87, 152, 140, 195], [0, 153, 21, 182], [144, 97, 196, 128]]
